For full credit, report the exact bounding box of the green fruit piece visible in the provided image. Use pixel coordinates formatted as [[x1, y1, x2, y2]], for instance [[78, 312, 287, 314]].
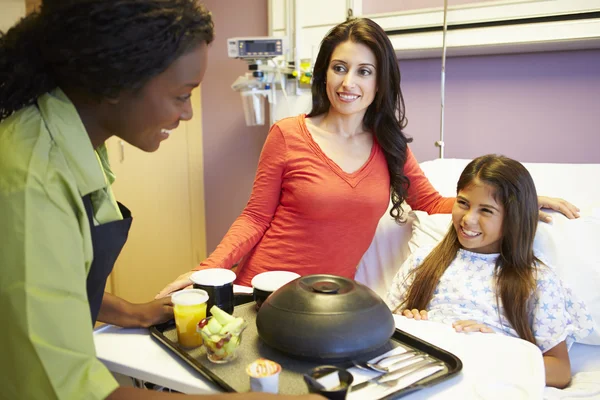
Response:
[[206, 317, 223, 334], [223, 338, 239, 354], [214, 347, 226, 357], [219, 317, 244, 335], [210, 305, 236, 326], [203, 338, 216, 348], [205, 342, 217, 351], [200, 325, 212, 336]]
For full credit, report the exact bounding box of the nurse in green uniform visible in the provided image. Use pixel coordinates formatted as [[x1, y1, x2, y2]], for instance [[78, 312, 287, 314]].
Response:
[[0, 1, 321, 400]]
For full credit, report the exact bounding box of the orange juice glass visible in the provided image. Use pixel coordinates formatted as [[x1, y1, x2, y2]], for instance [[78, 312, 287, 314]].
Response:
[[171, 289, 209, 348]]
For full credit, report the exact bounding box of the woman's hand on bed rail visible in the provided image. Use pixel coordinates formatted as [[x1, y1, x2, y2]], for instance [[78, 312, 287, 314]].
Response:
[[538, 196, 580, 223], [452, 320, 495, 333], [402, 309, 428, 320]]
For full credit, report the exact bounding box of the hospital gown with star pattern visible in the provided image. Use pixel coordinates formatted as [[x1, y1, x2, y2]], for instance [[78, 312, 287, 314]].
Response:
[[386, 247, 594, 352]]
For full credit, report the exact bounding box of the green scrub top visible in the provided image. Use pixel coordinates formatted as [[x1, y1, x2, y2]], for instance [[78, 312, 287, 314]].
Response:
[[0, 88, 123, 399]]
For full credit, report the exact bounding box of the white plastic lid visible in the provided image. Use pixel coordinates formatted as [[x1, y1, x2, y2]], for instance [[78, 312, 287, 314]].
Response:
[[251, 271, 300, 292], [171, 289, 209, 306], [190, 268, 236, 286]]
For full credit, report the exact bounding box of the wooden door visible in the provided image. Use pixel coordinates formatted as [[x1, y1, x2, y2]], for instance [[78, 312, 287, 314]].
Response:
[[105, 90, 207, 303]]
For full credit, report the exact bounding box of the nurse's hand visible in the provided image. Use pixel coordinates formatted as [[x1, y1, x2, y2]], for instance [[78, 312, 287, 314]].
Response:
[[538, 196, 580, 223], [155, 270, 194, 299], [98, 292, 173, 328], [136, 297, 173, 328]]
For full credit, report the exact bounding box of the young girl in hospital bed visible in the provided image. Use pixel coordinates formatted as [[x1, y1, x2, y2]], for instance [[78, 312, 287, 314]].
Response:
[[386, 154, 594, 389]]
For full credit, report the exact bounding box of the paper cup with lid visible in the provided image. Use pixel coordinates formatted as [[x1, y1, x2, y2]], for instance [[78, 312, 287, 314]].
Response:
[[251, 271, 300, 310], [190, 268, 236, 316]]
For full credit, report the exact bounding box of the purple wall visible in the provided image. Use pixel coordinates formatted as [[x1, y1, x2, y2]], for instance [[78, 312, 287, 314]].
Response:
[[400, 50, 600, 163], [201, 0, 269, 253]]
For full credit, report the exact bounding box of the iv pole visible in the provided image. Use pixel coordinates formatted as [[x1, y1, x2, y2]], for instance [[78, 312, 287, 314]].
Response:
[[436, 0, 449, 159]]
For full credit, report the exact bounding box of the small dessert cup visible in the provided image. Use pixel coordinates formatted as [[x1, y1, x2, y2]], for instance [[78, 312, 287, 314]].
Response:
[[198, 319, 247, 363]]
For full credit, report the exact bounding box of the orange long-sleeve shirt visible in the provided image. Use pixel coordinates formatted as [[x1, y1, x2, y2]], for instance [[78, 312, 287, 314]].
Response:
[[198, 115, 453, 286]]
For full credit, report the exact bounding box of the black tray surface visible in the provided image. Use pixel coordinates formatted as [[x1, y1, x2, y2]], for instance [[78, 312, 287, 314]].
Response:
[[150, 302, 462, 398]]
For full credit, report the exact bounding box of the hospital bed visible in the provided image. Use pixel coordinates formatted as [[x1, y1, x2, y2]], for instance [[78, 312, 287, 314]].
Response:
[[355, 158, 600, 399]]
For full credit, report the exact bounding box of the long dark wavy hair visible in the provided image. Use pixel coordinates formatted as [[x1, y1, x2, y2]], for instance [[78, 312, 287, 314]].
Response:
[[399, 155, 541, 344], [307, 18, 412, 223], [0, 0, 214, 121]]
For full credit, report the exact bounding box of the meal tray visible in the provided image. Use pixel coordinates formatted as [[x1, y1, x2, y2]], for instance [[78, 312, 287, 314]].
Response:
[[150, 301, 462, 398]]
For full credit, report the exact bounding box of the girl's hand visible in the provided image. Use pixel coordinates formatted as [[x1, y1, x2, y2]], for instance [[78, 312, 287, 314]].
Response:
[[402, 309, 428, 320], [452, 320, 494, 333], [538, 196, 580, 222]]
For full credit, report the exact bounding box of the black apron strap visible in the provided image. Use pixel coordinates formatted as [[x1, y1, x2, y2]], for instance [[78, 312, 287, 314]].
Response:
[[82, 194, 132, 325]]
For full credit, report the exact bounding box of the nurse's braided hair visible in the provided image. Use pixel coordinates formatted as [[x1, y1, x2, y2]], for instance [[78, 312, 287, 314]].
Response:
[[0, 0, 214, 121]]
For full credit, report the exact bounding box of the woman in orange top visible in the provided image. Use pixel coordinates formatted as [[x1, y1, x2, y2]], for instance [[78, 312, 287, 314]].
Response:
[[157, 18, 578, 293]]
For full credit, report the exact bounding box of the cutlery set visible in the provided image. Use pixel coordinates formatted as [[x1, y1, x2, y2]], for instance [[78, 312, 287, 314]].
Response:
[[350, 349, 445, 392]]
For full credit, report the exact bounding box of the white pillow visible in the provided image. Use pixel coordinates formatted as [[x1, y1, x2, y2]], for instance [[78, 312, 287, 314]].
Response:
[[408, 211, 451, 253], [533, 214, 600, 345], [355, 204, 414, 300], [418, 159, 600, 218], [408, 210, 600, 345]]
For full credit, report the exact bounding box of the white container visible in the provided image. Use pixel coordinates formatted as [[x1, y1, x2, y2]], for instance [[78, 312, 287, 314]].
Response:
[[247, 358, 281, 393], [240, 90, 268, 126]]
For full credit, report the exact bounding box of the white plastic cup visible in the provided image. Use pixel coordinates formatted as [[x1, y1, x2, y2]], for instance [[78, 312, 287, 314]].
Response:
[[171, 289, 209, 348]]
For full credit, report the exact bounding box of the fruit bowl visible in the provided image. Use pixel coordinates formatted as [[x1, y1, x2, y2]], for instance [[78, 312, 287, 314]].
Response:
[[197, 306, 247, 363]]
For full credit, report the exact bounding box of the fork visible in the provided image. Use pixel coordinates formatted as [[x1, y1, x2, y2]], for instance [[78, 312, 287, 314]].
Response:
[[352, 350, 424, 373]]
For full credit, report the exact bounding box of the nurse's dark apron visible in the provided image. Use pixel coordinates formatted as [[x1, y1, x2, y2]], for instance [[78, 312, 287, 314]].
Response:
[[82, 194, 132, 325]]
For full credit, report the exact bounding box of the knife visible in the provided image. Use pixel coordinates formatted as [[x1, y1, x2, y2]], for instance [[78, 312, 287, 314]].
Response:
[[351, 358, 441, 391]]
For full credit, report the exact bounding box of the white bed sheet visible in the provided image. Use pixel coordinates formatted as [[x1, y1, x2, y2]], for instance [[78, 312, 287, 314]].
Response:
[[349, 315, 547, 400], [570, 344, 600, 375]]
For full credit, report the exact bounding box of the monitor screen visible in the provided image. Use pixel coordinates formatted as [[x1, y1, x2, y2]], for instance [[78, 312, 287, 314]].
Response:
[[246, 41, 277, 54]]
